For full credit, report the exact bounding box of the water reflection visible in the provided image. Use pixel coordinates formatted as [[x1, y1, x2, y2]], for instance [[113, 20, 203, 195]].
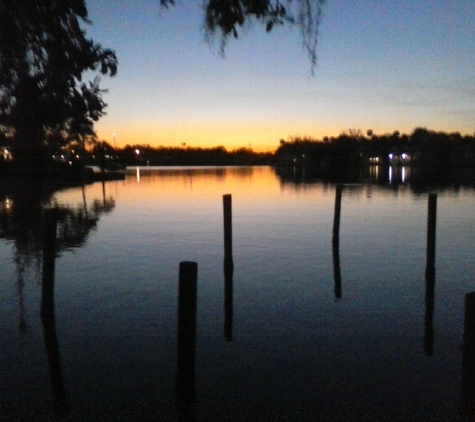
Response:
[[387, 165, 411, 185], [41, 211, 68, 414], [0, 185, 115, 254], [176, 261, 198, 422], [0, 181, 115, 415], [224, 258, 234, 342], [2, 167, 475, 419], [130, 165, 254, 182], [0, 185, 115, 332], [276, 164, 475, 193]]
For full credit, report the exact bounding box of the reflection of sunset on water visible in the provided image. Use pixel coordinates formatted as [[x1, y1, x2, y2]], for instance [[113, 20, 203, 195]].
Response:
[[3, 165, 475, 420], [81, 167, 336, 219]]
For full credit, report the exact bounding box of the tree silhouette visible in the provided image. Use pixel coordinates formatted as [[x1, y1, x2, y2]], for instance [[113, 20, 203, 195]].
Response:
[[171, 0, 326, 71], [0, 0, 117, 169], [0, 0, 325, 171]]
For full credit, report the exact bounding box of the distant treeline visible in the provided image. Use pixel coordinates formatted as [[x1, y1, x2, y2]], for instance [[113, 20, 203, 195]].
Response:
[[87, 127, 475, 169], [90, 144, 273, 167], [275, 127, 475, 170]]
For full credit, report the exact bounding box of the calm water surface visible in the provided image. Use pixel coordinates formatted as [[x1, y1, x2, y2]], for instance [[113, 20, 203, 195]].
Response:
[[1, 166, 475, 421]]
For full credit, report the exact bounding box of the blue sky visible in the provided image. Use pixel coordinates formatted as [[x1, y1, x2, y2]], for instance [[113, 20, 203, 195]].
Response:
[[84, 0, 475, 151]]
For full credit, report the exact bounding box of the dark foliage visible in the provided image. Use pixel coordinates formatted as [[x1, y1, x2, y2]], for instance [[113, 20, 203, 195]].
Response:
[[87, 143, 272, 167], [275, 128, 475, 171], [203, 0, 325, 70], [0, 0, 117, 168], [161, 0, 326, 71], [275, 128, 475, 188], [0, 0, 326, 176]]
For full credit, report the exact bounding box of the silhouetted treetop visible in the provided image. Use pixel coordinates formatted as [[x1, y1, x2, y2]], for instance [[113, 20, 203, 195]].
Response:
[[161, 0, 326, 71]]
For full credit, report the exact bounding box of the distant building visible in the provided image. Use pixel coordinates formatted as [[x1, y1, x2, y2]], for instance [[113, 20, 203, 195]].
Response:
[[388, 153, 411, 164]]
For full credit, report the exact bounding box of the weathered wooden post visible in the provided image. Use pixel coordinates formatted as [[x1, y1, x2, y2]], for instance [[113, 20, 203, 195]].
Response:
[[176, 261, 198, 421], [41, 210, 68, 415], [332, 185, 342, 300], [223, 194, 233, 265], [461, 292, 475, 421], [426, 193, 437, 274], [332, 185, 342, 239], [424, 193, 437, 356]]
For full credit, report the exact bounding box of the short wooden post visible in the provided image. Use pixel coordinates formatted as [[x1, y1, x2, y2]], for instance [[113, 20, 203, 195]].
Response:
[[332, 185, 342, 239], [426, 193, 437, 275], [176, 261, 198, 421], [461, 292, 475, 421], [223, 194, 233, 264], [41, 211, 69, 415]]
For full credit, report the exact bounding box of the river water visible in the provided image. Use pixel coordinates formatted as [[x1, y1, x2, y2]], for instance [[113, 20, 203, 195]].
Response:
[[1, 166, 475, 421]]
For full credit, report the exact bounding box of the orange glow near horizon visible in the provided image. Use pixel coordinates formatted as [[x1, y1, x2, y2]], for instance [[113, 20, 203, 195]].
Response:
[[94, 119, 346, 153], [94, 116, 473, 153]]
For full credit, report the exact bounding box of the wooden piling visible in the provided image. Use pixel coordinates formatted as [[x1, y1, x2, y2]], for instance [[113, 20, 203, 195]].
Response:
[[176, 261, 198, 421], [332, 185, 342, 239], [223, 194, 233, 264], [332, 185, 342, 300], [424, 193, 437, 356], [426, 193, 437, 275], [223, 194, 234, 341]]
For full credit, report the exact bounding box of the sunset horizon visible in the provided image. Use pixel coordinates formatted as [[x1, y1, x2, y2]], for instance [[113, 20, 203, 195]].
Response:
[[86, 0, 474, 153]]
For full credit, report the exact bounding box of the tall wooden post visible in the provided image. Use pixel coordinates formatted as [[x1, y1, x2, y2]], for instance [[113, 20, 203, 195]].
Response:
[[332, 185, 342, 300]]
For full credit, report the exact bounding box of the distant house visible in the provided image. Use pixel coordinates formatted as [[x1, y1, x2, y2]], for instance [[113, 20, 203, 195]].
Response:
[[360, 152, 412, 165], [388, 153, 411, 164], [367, 156, 382, 164]]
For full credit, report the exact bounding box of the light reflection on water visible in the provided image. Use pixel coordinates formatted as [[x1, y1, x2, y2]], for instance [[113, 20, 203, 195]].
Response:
[[1, 166, 475, 420]]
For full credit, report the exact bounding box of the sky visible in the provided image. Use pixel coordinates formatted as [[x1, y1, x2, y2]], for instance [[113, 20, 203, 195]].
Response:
[[84, 0, 475, 151]]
